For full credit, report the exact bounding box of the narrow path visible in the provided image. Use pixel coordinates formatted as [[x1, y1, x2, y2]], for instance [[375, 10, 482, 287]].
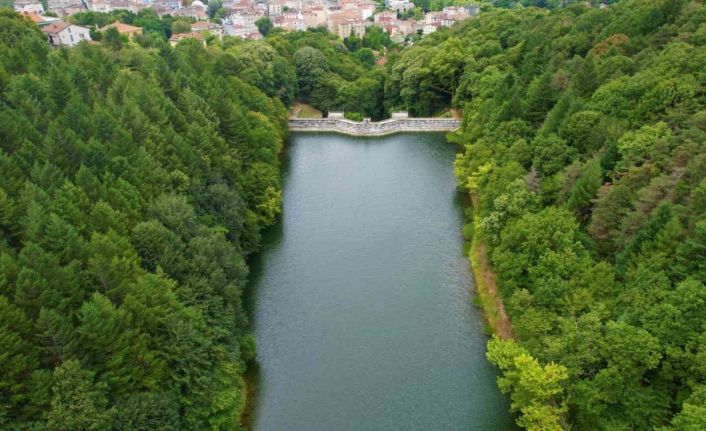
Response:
[[289, 102, 322, 119], [470, 193, 514, 340]]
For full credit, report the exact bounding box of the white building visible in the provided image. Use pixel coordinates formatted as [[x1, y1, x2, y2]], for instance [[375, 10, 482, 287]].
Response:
[[46, 0, 86, 16], [225, 23, 259, 38], [305, 5, 328, 27], [190, 21, 224, 38], [13, 0, 45, 13], [42, 21, 92, 46], [231, 11, 261, 26], [387, 0, 413, 13], [422, 23, 437, 34], [268, 2, 282, 14], [89, 0, 147, 13]]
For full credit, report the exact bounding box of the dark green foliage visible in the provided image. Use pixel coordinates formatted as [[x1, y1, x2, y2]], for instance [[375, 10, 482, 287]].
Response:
[[354, 47, 376, 67], [255, 17, 273, 37], [262, 28, 382, 116], [102, 27, 123, 50], [0, 11, 285, 430], [293, 46, 330, 99]]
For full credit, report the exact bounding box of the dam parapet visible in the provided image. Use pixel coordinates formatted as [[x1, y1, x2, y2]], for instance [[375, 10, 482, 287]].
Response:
[[289, 115, 461, 136]]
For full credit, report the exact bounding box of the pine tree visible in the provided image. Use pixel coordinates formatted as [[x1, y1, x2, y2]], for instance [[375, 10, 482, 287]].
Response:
[[46, 359, 113, 431], [525, 72, 555, 126], [0, 296, 39, 425], [0, 187, 15, 234], [675, 220, 706, 283], [567, 158, 603, 221], [574, 56, 597, 97]]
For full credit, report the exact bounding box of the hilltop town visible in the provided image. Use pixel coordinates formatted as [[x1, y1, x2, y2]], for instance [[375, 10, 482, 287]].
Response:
[[13, 0, 479, 45]]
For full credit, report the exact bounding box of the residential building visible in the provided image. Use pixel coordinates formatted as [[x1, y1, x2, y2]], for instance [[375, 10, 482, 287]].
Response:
[[169, 31, 206, 45], [328, 8, 364, 38], [42, 21, 92, 46], [173, 0, 208, 19], [230, 10, 261, 26], [306, 4, 327, 27], [387, 0, 413, 14], [192, 21, 224, 38], [99, 21, 143, 38], [374, 10, 396, 23], [268, 2, 282, 14], [422, 22, 437, 34], [224, 22, 259, 38], [46, 0, 86, 16], [89, 0, 147, 13], [13, 0, 44, 14]]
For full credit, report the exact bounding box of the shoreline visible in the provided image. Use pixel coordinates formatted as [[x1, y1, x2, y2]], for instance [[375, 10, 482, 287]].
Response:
[[468, 192, 514, 340], [238, 133, 290, 431], [239, 362, 259, 430]]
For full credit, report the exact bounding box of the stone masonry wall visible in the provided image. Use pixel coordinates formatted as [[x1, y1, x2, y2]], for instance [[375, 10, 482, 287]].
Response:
[[288, 118, 462, 136]]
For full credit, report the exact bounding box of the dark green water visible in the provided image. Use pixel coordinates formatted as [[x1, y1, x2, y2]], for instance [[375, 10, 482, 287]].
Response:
[[248, 133, 514, 431]]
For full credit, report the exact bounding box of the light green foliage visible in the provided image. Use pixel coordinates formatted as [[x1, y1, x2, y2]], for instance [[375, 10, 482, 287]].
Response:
[[170, 19, 191, 34], [481, 178, 538, 245], [487, 337, 569, 431], [492, 207, 584, 296], [560, 110, 603, 154], [616, 121, 672, 169], [532, 134, 575, 176], [669, 386, 706, 431], [46, 360, 113, 430]]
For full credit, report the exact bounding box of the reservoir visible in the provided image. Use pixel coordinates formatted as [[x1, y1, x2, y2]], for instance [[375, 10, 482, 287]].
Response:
[[248, 132, 514, 430]]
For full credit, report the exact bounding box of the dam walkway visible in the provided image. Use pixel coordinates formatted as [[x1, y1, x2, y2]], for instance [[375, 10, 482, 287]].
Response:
[[288, 116, 462, 136]]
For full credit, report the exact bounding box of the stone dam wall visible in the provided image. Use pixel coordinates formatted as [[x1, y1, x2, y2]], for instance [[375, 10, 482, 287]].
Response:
[[288, 118, 462, 136]]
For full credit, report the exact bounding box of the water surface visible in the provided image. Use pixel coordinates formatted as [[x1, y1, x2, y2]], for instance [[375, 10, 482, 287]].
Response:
[[249, 133, 513, 430]]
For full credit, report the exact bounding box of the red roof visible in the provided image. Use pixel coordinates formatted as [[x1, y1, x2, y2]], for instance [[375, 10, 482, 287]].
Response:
[[100, 21, 142, 34], [21, 11, 44, 23], [42, 21, 71, 34]]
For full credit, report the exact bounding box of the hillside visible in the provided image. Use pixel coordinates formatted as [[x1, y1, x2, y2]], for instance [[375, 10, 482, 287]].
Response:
[[385, 0, 706, 429], [0, 10, 286, 429]]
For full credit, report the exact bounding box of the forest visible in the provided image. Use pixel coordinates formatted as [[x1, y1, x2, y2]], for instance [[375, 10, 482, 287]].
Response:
[[382, 0, 706, 429], [0, 9, 287, 429], [1, 0, 706, 428]]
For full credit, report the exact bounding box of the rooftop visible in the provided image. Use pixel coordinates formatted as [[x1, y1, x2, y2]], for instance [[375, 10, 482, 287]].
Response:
[[169, 31, 206, 41], [99, 21, 142, 34], [42, 20, 71, 33]]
